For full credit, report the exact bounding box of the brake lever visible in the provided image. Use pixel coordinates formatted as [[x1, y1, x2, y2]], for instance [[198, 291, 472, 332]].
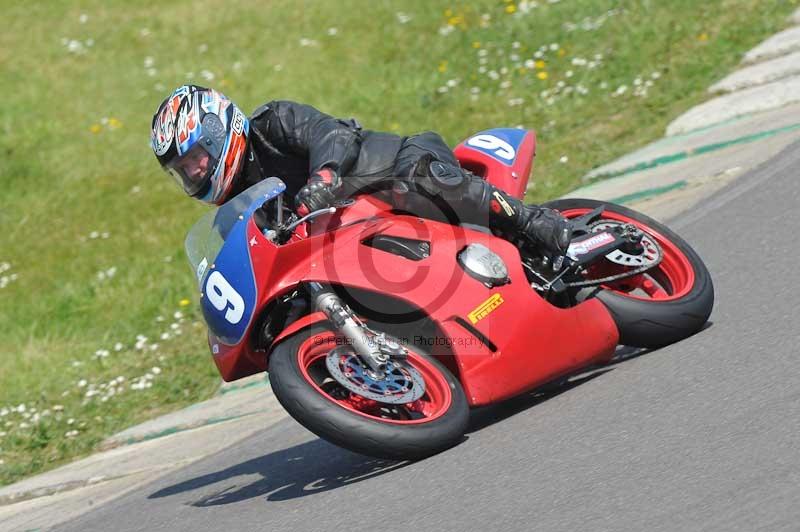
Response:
[[283, 207, 337, 233], [569, 206, 605, 236]]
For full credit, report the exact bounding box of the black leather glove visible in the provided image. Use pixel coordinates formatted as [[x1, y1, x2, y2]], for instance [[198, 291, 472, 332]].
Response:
[[518, 206, 572, 255], [294, 168, 340, 215]]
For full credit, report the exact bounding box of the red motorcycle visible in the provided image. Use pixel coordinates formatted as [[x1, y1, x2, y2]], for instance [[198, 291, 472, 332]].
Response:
[[185, 128, 714, 459]]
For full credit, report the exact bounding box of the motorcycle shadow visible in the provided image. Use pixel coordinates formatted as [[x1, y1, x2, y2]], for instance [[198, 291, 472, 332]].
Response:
[[149, 427, 411, 506], [467, 345, 651, 433]]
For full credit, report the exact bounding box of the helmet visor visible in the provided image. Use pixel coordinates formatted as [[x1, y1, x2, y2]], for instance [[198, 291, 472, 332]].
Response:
[[164, 114, 227, 197]]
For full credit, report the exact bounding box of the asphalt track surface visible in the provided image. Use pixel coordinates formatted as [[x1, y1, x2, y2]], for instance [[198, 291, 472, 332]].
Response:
[[62, 142, 800, 532]]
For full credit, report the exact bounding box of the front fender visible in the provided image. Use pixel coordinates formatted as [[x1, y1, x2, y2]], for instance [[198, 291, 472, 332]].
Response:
[[267, 311, 329, 358]]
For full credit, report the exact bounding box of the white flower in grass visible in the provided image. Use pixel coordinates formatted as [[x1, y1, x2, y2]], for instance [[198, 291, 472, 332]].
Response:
[[147, 68, 157, 77], [78, 379, 87, 388], [559, 155, 569, 163], [144, 56, 154, 68], [437, 86, 448, 94], [152, 367, 162, 375], [173, 311, 183, 319], [298, 38, 318, 47], [524, 59, 535, 69], [508, 98, 525, 107], [67, 418, 75, 425], [90, 231, 99, 239], [0, 408, 7, 417], [549, 43, 559, 51], [396, 12, 412, 24], [197, 43, 208, 53], [651, 71, 661, 80], [114, 342, 124, 351], [16, 404, 25, 414], [53, 405, 64, 412], [65, 430, 79, 438], [500, 80, 512, 89], [139, 28, 150, 37], [327, 27, 338, 36], [600, 81, 609, 89], [66, 40, 86, 54], [446, 79, 459, 88], [614, 85, 628, 96], [477, 49, 488, 58], [200, 70, 215, 81], [488, 70, 499, 80], [438, 26, 455, 36], [19, 422, 30, 429], [566, 70, 573, 78], [470, 87, 481, 95], [478, 66, 487, 74], [160, 332, 171, 341], [149, 344, 159, 351], [274, 64, 283, 72], [79, 14, 88, 24]]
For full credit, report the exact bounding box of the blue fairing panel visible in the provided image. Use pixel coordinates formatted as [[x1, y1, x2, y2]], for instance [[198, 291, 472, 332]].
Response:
[[200, 218, 257, 346], [462, 128, 527, 167]]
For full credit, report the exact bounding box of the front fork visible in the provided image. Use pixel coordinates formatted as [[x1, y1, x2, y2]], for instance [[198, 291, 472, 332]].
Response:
[[306, 282, 407, 379]]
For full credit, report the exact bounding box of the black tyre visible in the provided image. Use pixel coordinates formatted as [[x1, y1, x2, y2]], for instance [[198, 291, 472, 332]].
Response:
[[268, 326, 470, 460], [544, 198, 714, 348]]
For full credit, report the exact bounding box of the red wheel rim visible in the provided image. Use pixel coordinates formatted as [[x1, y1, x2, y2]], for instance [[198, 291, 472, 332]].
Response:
[[560, 208, 696, 301], [296, 332, 453, 425]]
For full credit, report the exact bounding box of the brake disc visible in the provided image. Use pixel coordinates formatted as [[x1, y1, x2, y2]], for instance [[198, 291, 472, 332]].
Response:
[[591, 221, 662, 268], [325, 347, 426, 404]]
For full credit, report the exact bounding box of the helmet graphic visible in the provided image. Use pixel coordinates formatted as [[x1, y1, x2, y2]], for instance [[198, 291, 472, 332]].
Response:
[[151, 85, 249, 205]]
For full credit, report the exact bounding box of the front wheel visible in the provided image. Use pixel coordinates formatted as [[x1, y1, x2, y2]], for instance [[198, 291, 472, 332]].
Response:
[[268, 326, 469, 460], [544, 198, 714, 348]]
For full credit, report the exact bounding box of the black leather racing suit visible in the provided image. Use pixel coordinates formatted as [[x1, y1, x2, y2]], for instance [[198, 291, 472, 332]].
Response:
[[233, 100, 569, 252]]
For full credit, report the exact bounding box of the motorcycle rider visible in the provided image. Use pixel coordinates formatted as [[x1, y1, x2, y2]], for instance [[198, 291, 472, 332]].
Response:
[[151, 84, 571, 255]]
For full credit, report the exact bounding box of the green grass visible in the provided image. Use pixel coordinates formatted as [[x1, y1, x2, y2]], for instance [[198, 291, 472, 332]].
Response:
[[0, 0, 797, 485]]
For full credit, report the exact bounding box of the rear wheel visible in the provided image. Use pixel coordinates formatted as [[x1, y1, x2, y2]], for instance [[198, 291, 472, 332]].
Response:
[[544, 198, 714, 348], [268, 326, 469, 460]]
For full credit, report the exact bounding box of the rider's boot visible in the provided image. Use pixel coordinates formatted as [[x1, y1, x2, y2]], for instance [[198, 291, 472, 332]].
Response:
[[406, 158, 572, 256]]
